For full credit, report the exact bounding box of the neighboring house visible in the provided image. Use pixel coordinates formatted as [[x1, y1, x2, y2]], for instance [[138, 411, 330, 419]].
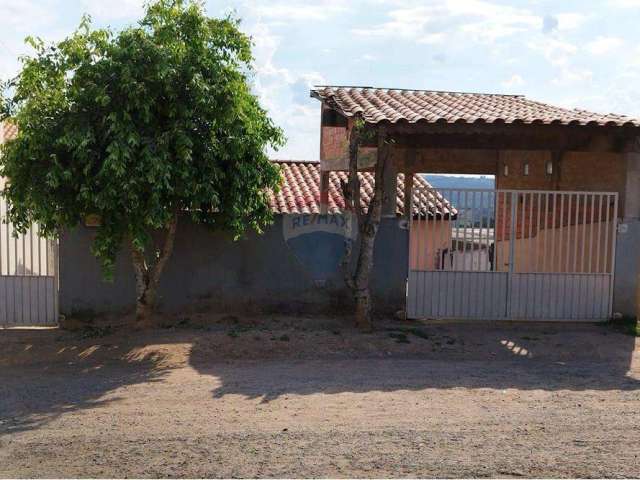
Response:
[[0, 122, 17, 192], [269, 160, 456, 272]]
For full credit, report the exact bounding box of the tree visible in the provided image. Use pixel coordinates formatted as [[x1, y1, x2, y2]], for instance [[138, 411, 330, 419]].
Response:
[[340, 119, 390, 331], [0, 0, 284, 326]]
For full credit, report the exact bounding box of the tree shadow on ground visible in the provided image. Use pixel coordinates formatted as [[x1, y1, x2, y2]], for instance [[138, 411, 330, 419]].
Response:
[[187, 320, 640, 403], [0, 327, 171, 435], [1, 318, 638, 435]]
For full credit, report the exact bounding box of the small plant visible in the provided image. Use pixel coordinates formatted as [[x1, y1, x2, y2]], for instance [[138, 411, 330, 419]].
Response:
[[79, 325, 114, 339], [389, 332, 410, 344], [386, 326, 430, 341], [406, 327, 430, 340], [607, 316, 640, 337]]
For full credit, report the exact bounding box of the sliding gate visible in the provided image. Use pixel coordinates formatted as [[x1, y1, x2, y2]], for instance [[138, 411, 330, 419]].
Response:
[[407, 186, 618, 321], [0, 195, 58, 326]]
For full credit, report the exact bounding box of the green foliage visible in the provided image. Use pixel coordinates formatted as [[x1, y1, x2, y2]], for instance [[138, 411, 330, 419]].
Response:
[[0, 0, 284, 277], [606, 316, 640, 337]]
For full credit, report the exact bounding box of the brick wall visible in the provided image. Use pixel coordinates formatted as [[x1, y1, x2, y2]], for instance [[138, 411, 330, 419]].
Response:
[[494, 150, 625, 241], [320, 126, 348, 161]]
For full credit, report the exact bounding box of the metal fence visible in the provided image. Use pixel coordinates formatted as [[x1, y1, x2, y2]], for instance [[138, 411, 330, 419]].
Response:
[[0, 196, 58, 326], [407, 186, 618, 321]]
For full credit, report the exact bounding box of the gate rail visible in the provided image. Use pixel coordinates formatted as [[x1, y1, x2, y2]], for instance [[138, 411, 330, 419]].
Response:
[[0, 195, 58, 326], [407, 186, 618, 321]]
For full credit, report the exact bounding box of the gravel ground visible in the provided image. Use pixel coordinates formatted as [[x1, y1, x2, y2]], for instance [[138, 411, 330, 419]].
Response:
[[1, 316, 639, 478]]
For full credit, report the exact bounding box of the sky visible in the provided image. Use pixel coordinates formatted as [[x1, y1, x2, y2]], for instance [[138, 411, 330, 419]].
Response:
[[2, 0, 640, 160]]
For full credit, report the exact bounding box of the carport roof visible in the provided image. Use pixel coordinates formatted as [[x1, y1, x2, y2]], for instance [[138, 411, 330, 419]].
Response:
[[311, 86, 640, 127]]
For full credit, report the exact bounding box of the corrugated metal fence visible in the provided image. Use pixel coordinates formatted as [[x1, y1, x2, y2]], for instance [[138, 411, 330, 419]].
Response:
[[407, 187, 618, 321], [0, 196, 58, 326]]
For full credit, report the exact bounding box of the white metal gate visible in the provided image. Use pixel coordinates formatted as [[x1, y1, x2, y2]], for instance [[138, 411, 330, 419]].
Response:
[[407, 186, 618, 321], [0, 196, 58, 326]]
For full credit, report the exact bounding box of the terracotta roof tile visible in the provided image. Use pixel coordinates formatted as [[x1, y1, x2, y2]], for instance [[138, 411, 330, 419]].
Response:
[[0, 121, 18, 143], [269, 160, 456, 218], [311, 86, 640, 127]]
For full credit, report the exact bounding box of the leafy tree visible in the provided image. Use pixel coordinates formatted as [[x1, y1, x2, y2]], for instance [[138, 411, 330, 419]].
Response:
[[0, 0, 284, 326]]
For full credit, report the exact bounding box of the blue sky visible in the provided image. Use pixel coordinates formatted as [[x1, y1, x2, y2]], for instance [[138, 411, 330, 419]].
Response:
[[2, 0, 640, 160]]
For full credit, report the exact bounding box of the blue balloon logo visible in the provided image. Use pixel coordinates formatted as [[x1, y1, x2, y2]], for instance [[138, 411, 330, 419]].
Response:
[[283, 213, 356, 282]]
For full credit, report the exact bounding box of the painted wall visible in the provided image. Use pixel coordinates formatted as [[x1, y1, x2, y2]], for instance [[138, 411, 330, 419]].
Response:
[[59, 214, 409, 317], [408, 220, 452, 270], [496, 150, 627, 213]]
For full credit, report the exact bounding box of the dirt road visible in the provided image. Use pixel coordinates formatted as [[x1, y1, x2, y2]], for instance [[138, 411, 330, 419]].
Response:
[[1, 317, 639, 477]]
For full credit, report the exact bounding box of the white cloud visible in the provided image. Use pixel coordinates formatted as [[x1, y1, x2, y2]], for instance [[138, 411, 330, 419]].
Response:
[[80, 0, 144, 21], [501, 74, 525, 88], [352, 6, 432, 38], [0, 0, 64, 78], [554, 13, 589, 30], [528, 37, 578, 66], [0, 0, 54, 29], [353, 0, 541, 43], [253, 1, 348, 22], [245, 21, 324, 159], [418, 33, 445, 44], [608, 0, 640, 7], [552, 67, 593, 86], [585, 36, 624, 55], [542, 12, 588, 33], [361, 53, 377, 61]]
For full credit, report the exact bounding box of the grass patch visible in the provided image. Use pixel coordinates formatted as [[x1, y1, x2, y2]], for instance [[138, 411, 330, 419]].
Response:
[[607, 317, 640, 337], [388, 332, 410, 344], [386, 326, 431, 341], [77, 325, 115, 339]]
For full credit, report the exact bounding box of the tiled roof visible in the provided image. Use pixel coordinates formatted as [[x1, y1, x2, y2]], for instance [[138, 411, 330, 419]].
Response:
[[0, 121, 18, 143], [269, 160, 456, 218], [311, 86, 640, 127]]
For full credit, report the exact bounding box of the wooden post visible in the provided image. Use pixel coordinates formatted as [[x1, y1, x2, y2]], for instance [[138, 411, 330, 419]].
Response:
[[382, 150, 397, 217], [319, 170, 330, 214], [404, 172, 414, 222]]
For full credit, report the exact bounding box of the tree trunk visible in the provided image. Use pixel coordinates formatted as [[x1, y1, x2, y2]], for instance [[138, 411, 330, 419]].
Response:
[[635, 256, 640, 328], [354, 288, 372, 331], [131, 213, 179, 328], [341, 123, 389, 332]]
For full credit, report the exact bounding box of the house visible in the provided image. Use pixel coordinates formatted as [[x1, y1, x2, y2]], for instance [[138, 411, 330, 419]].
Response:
[[6, 81, 640, 323], [311, 86, 640, 320]]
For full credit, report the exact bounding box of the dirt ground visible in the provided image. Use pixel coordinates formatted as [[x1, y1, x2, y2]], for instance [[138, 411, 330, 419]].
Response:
[[1, 314, 640, 478]]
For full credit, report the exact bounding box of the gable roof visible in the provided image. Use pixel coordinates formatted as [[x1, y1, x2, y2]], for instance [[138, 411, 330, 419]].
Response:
[[269, 160, 456, 218], [311, 86, 640, 128]]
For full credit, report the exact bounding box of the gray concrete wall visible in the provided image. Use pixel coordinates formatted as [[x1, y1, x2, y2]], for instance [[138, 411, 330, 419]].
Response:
[[613, 219, 640, 317], [613, 151, 640, 318], [59, 215, 409, 317]]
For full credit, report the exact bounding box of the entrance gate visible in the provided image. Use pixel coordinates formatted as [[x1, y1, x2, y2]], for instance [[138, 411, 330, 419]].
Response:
[[406, 186, 618, 321], [0, 196, 58, 326]]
